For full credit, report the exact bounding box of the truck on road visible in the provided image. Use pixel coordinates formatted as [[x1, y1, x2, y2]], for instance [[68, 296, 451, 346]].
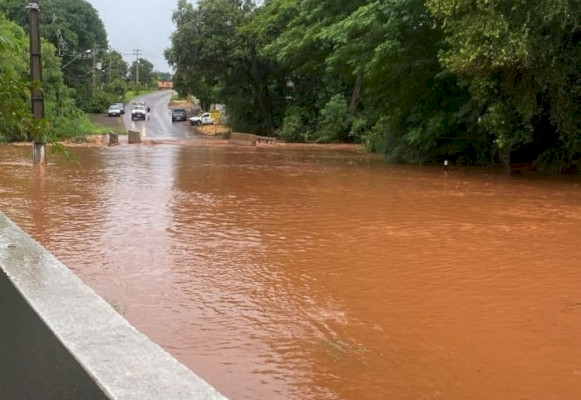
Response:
[[131, 104, 146, 121], [189, 112, 214, 126]]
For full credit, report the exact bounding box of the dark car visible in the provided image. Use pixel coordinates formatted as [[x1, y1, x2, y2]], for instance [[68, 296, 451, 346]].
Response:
[[114, 102, 125, 114], [171, 108, 187, 122]]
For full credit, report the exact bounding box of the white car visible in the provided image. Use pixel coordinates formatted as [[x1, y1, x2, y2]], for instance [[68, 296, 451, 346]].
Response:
[[108, 104, 122, 117], [189, 112, 214, 125]]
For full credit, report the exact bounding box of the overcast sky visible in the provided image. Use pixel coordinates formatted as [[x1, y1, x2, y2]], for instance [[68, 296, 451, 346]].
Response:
[[87, 0, 182, 73]]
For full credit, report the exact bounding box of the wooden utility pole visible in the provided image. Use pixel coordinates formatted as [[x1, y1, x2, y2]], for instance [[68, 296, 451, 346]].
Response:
[[91, 45, 97, 97], [108, 46, 112, 84], [133, 49, 142, 84], [29, 0, 46, 164]]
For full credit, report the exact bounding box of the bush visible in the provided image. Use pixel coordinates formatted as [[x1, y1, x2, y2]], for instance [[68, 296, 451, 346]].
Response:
[[86, 91, 118, 113], [314, 94, 354, 143], [281, 106, 311, 142], [103, 79, 127, 98]]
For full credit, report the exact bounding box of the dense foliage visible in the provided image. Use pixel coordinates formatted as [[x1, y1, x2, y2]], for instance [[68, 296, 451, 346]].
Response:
[[0, 13, 36, 142], [166, 0, 580, 171], [0, 0, 168, 144]]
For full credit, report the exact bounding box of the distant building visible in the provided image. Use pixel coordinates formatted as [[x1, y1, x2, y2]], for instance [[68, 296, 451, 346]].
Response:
[[157, 81, 174, 90]]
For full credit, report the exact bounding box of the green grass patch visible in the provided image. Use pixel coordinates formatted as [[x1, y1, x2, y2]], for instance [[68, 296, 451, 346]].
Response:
[[87, 121, 126, 135], [171, 93, 190, 102], [54, 113, 125, 143], [123, 89, 158, 103], [53, 114, 100, 139]]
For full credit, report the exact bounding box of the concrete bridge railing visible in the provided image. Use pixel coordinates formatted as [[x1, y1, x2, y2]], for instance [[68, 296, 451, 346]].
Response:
[[0, 212, 227, 400]]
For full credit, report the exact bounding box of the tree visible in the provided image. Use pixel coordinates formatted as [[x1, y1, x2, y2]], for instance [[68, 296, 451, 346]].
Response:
[[166, 0, 288, 134], [157, 71, 172, 81], [426, 0, 581, 170], [263, 0, 473, 152], [164, 0, 580, 171], [102, 50, 128, 84], [0, 14, 35, 142], [100, 49, 128, 98], [129, 57, 155, 88], [0, 0, 108, 111]]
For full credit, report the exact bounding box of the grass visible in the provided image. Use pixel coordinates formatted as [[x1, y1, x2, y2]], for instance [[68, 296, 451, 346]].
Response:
[[123, 89, 158, 103], [171, 93, 190, 102], [55, 89, 159, 141], [89, 122, 126, 135]]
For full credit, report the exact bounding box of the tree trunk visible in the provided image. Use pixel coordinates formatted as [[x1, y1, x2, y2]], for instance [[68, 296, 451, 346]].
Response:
[[349, 73, 363, 111]]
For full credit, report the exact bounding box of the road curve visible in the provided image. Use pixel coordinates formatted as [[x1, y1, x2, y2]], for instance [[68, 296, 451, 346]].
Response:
[[122, 90, 197, 140]]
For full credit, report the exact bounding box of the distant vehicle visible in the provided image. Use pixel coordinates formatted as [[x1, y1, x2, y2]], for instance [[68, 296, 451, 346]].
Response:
[[172, 108, 187, 122], [131, 104, 146, 121], [189, 112, 214, 125], [114, 102, 125, 114], [108, 104, 122, 117]]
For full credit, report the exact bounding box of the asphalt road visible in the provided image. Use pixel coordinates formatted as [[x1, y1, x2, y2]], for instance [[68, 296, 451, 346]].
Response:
[[123, 90, 195, 139]]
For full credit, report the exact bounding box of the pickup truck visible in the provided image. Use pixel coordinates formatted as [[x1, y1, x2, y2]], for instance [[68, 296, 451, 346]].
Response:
[[131, 104, 146, 121], [189, 112, 214, 126]]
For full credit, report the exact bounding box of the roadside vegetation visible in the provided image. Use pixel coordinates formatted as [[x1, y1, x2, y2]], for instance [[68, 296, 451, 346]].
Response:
[[123, 89, 158, 103], [0, 0, 168, 143], [166, 0, 580, 172]]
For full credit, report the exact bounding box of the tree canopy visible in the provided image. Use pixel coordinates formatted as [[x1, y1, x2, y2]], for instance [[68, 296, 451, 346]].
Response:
[[0, 13, 35, 142], [166, 0, 581, 172], [0, 4, 123, 142]]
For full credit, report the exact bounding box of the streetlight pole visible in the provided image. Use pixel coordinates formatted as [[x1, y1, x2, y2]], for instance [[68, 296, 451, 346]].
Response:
[[28, 0, 45, 164]]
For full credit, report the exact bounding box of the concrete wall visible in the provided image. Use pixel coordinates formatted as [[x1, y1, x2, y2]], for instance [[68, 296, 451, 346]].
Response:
[[0, 212, 227, 400]]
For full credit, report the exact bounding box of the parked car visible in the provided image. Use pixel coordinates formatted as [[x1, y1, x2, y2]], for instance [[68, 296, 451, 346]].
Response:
[[108, 104, 122, 117], [172, 108, 187, 122], [131, 104, 146, 121], [114, 102, 125, 114], [189, 112, 214, 125]]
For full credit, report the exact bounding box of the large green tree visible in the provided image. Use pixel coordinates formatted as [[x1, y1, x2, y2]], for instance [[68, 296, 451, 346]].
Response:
[[426, 0, 581, 170], [101, 49, 128, 98], [0, 13, 35, 142], [0, 12, 81, 143], [263, 0, 474, 153], [129, 57, 155, 88], [166, 0, 286, 135], [0, 11, 101, 143], [166, 0, 580, 171], [0, 0, 108, 111]]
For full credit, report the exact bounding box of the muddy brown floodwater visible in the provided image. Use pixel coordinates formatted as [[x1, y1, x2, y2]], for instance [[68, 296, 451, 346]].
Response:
[[1, 142, 581, 400]]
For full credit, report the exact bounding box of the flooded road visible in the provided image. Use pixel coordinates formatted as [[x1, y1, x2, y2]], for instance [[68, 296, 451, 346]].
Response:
[[1, 117, 581, 399]]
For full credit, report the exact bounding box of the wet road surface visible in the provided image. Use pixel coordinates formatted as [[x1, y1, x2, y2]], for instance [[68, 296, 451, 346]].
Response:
[[123, 90, 196, 139]]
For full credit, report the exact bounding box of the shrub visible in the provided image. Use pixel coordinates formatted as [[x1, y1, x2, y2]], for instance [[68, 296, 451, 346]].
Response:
[[281, 106, 311, 142], [314, 94, 354, 143]]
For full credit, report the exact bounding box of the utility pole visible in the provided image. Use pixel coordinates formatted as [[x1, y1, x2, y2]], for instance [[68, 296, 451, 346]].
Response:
[[28, 0, 46, 164], [133, 49, 142, 84], [108, 46, 112, 84], [91, 45, 97, 97]]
